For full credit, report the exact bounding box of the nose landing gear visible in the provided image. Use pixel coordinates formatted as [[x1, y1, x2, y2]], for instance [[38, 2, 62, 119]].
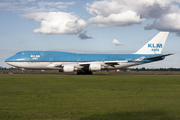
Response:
[[21, 68, 26, 75]]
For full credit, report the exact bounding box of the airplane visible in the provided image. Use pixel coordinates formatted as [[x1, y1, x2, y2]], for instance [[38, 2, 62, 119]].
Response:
[[5, 32, 173, 75]]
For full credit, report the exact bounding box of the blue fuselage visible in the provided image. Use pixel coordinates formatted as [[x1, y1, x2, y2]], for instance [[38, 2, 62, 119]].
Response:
[[5, 51, 164, 63]]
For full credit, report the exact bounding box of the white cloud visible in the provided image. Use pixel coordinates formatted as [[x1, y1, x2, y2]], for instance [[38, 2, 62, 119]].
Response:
[[112, 39, 122, 45], [87, 0, 173, 26], [1, 1, 74, 13], [24, 12, 87, 34], [19, 0, 35, 4], [38, 2, 75, 9], [86, 0, 122, 17], [0, 3, 11, 9], [145, 12, 180, 36], [88, 10, 144, 27], [38, 2, 74, 7], [86, 0, 180, 35], [20, 0, 35, 2], [0, 1, 90, 38], [87, 0, 173, 18]]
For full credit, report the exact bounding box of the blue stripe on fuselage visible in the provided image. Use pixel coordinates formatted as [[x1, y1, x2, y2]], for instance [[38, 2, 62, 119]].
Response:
[[5, 51, 164, 63]]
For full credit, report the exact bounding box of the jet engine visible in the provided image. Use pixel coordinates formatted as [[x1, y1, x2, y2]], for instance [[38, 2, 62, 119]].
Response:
[[59, 65, 74, 72], [89, 63, 101, 71]]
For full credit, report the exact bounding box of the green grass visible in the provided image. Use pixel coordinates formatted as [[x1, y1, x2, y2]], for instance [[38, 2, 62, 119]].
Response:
[[0, 75, 180, 120]]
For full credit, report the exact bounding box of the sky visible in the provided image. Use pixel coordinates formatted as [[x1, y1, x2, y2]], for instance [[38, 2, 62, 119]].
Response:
[[0, 0, 180, 68]]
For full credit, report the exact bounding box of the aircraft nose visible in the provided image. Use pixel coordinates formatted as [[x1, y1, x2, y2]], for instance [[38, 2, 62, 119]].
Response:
[[5, 57, 10, 63], [5, 56, 13, 63], [5, 55, 17, 65], [5, 57, 13, 66]]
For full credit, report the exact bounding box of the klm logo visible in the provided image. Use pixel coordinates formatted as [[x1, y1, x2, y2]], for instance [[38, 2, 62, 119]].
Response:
[[148, 44, 162, 48], [148, 44, 162, 52]]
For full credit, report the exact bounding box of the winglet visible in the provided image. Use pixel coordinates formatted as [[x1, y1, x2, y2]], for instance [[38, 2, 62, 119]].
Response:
[[134, 32, 169, 54]]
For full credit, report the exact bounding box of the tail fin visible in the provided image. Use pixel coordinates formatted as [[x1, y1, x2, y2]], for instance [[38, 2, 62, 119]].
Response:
[[134, 32, 169, 54]]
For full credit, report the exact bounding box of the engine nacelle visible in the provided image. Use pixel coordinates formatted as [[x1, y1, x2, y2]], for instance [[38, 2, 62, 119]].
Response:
[[89, 63, 101, 71], [59, 65, 74, 72]]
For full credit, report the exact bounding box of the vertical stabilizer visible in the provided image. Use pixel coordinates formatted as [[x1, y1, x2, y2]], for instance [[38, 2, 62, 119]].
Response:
[[134, 32, 169, 54]]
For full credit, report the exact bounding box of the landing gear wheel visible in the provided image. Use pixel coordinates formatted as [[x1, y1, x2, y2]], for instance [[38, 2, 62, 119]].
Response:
[[22, 71, 26, 75]]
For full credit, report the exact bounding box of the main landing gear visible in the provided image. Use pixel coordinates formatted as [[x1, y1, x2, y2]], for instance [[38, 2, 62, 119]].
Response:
[[22, 71, 26, 75], [21, 68, 26, 75], [77, 70, 93, 75]]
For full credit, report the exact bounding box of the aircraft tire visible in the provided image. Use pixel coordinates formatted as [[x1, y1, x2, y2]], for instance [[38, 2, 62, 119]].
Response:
[[22, 71, 26, 75]]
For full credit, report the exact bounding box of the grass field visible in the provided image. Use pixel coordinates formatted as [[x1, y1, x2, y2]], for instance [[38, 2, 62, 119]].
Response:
[[0, 75, 180, 120], [1, 70, 180, 75]]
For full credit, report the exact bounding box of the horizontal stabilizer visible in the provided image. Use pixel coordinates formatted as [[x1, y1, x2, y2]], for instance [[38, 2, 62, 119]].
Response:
[[144, 53, 174, 60]]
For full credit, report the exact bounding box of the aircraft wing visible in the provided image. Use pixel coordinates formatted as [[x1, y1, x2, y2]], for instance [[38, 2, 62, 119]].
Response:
[[79, 61, 120, 67], [104, 61, 119, 67], [55, 64, 63, 67], [55, 63, 89, 68], [78, 63, 89, 70], [47, 63, 63, 69], [79, 62, 90, 66]]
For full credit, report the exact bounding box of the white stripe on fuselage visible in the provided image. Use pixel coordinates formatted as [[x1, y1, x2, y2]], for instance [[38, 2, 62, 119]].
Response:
[[6, 61, 143, 70]]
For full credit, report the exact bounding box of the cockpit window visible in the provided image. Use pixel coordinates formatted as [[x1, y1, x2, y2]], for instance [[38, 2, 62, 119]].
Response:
[[16, 52, 21, 54]]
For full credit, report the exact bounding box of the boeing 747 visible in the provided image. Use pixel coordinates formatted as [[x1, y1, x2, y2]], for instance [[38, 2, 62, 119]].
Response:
[[5, 32, 173, 75]]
